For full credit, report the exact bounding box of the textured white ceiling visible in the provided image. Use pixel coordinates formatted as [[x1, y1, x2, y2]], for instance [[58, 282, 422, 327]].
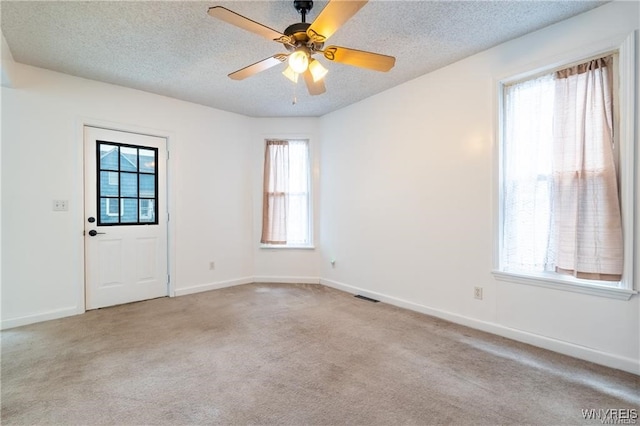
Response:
[[1, 0, 607, 117]]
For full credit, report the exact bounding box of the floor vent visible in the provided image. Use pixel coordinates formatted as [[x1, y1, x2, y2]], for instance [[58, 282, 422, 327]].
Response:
[[355, 294, 380, 303]]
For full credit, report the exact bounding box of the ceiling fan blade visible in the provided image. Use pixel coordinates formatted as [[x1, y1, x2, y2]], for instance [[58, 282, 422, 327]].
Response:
[[228, 54, 288, 80], [303, 69, 326, 96], [306, 0, 368, 43], [323, 46, 395, 72], [208, 6, 291, 44]]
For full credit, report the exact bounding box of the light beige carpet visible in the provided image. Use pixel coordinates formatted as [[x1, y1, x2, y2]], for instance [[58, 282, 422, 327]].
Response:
[[2, 283, 638, 425]]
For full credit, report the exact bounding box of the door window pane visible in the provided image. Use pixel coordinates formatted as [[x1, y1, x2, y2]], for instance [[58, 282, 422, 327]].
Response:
[[96, 142, 158, 226], [100, 171, 119, 196], [121, 199, 138, 223], [100, 198, 119, 223], [99, 144, 119, 171], [120, 173, 138, 198], [139, 149, 156, 173], [140, 199, 155, 223], [120, 146, 138, 172], [139, 174, 155, 198]]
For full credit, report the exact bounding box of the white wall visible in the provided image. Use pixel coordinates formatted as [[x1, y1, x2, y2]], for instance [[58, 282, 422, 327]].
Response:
[[1, 64, 254, 325], [249, 117, 321, 283], [319, 1, 640, 374], [1, 32, 16, 87]]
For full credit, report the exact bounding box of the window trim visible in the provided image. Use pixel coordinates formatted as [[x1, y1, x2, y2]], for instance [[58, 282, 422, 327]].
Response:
[[260, 244, 316, 250], [493, 32, 637, 300], [260, 138, 314, 249], [492, 271, 636, 301]]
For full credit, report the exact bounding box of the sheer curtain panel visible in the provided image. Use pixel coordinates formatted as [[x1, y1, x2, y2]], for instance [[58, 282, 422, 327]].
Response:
[[503, 74, 556, 272], [552, 55, 622, 280], [261, 140, 289, 244]]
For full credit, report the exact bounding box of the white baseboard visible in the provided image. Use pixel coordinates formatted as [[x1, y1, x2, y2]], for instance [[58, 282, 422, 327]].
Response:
[[253, 276, 320, 284], [5, 277, 637, 375], [320, 278, 640, 375], [1, 306, 83, 330], [173, 276, 254, 297], [1, 276, 316, 328]]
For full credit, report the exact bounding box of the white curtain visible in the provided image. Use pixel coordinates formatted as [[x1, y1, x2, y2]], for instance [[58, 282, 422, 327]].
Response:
[[552, 55, 622, 280], [261, 140, 289, 244], [503, 74, 556, 272]]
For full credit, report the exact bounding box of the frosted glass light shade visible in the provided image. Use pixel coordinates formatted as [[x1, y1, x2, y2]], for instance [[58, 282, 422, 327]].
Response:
[[282, 66, 299, 83], [309, 59, 328, 82], [289, 50, 309, 74]]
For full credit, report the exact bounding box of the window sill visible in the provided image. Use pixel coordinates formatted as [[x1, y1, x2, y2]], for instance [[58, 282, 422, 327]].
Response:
[[492, 270, 637, 301], [260, 245, 315, 250]]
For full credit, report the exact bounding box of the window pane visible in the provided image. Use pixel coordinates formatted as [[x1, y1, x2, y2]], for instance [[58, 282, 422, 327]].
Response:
[[121, 199, 138, 223], [139, 149, 156, 173], [503, 74, 555, 272], [288, 141, 309, 193], [139, 174, 155, 198], [504, 76, 554, 180], [100, 171, 119, 196], [99, 144, 119, 171], [120, 173, 138, 197], [100, 198, 119, 223], [139, 199, 155, 223], [120, 147, 138, 172], [287, 193, 309, 244], [287, 140, 310, 244]]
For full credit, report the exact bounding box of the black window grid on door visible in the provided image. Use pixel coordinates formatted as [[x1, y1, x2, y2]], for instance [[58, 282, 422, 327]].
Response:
[[96, 140, 159, 226]]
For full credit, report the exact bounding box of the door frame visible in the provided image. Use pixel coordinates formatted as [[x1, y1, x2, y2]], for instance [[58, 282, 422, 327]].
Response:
[[77, 117, 176, 313]]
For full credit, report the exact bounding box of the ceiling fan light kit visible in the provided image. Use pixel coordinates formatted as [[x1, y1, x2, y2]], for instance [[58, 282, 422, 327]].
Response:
[[283, 66, 300, 83], [207, 0, 395, 97], [309, 59, 329, 82], [288, 49, 310, 73]]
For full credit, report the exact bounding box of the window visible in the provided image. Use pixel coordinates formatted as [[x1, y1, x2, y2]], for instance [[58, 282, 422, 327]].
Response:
[[496, 43, 636, 299], [261, 139, 312, 247], [97, 142, 158, 225]]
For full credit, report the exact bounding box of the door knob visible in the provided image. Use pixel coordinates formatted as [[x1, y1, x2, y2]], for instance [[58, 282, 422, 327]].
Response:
[[88, 230, 106, 236]]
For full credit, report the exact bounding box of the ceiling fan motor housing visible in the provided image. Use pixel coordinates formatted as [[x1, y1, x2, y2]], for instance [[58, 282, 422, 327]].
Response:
[[284, 0, 324, 53], [284, 23, 324, 53], [284, 22, 311, 50]]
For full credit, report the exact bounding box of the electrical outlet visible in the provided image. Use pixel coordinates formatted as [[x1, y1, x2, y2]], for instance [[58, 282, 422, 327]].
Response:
[[52, 200, 68, 211], [474, 287, 483, 300], [209, 261, 215, 270]]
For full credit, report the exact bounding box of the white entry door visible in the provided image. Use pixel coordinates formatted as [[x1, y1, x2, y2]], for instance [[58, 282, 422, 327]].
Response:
[[84, 126, 168, 310]]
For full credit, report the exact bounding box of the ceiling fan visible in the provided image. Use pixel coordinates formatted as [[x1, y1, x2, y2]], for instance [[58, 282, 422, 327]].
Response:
[[207, 0, 396, 96]]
